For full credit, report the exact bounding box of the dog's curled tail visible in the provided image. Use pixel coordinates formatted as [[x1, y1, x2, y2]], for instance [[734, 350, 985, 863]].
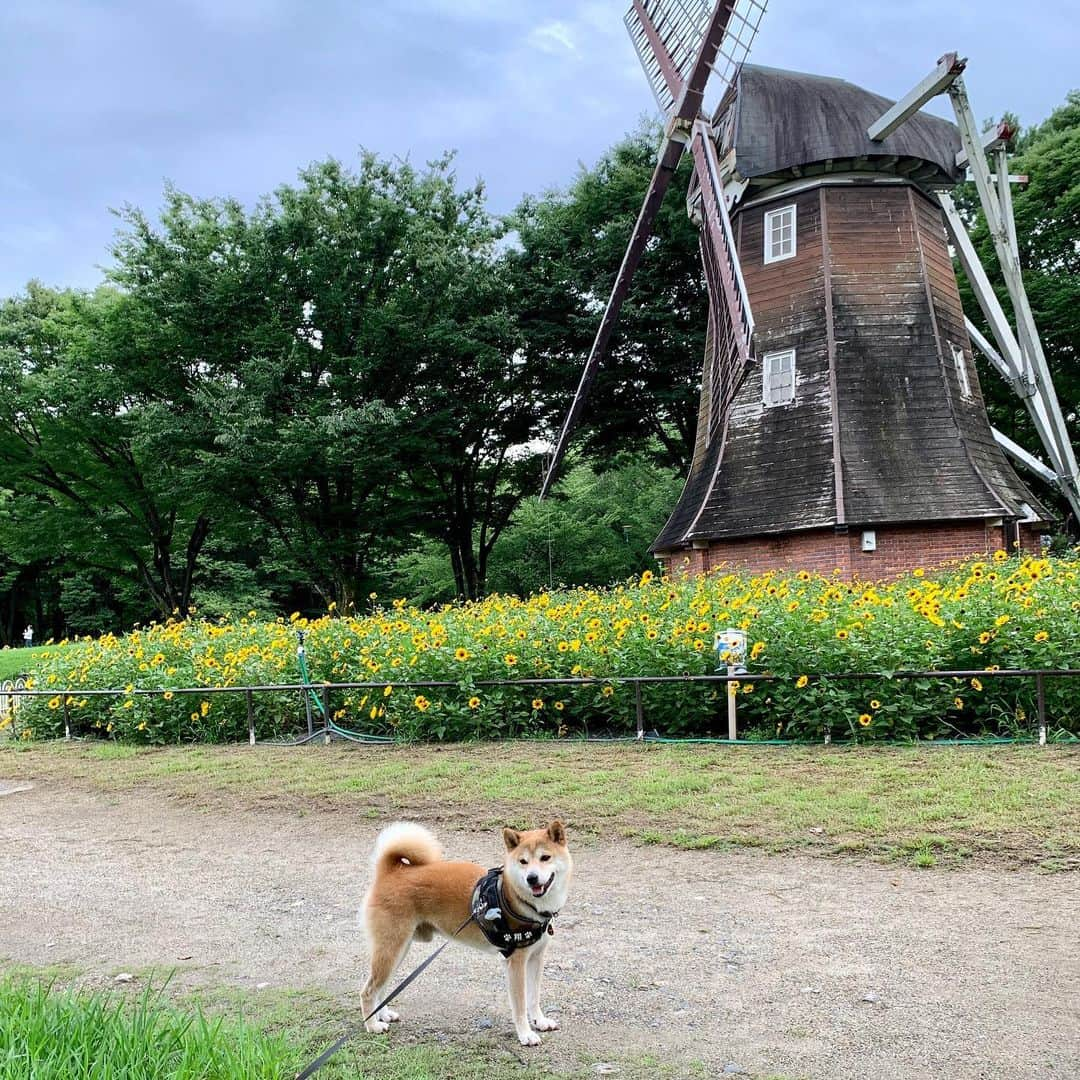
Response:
[[371, 822, 442, 876]]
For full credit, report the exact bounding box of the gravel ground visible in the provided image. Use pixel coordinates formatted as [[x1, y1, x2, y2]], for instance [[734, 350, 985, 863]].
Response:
[[1, 779, 1078, 1079]]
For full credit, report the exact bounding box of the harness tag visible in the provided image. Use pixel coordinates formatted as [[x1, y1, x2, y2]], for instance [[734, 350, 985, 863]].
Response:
[[484, 907, 502, 922]]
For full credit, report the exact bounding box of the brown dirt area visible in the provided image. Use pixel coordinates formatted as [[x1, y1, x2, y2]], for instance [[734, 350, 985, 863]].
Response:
[[1, 776, 1078, 1080]]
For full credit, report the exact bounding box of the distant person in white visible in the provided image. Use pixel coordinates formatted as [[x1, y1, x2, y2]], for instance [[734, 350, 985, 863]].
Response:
[[23, 625, 33, 648]]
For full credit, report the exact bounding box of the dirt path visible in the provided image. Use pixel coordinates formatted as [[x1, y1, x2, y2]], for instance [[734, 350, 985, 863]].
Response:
[[1, 780, 1077, 1080]]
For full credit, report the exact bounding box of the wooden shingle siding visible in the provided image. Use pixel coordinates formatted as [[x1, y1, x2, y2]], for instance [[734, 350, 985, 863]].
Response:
[[656, 316, 726, 545], [910, 192, 1047, 518], [653, 177, 1049, 557], [825, 184, 1008, 521], [654, 188, 836, 548]]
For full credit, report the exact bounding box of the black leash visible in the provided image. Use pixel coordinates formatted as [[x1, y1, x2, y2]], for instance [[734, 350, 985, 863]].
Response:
[[294, 913, 474, 1080]]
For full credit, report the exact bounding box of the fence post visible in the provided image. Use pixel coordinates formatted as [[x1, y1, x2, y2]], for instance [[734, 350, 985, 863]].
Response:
[[634, 682, 644, 741], [303, 688, 313, 737], [246, 689, 255, 746], [322, 685, 332, 746], [727, 678, 737, 741], [62, 695, 71, 741], [1036, 673, 1047, 746]]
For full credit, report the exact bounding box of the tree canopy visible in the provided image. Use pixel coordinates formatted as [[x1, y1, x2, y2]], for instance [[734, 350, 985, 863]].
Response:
[[0, 130, 698, 637]]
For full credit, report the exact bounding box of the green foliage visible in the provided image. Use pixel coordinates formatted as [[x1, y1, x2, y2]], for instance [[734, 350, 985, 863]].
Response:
[[13, 553, 1080, 744], [381, 455, 683, 603], [485, 456, 683, 595], [0, 978, 289, 1078], [0, 152, 549, 624], [112, 154, 540, 604], [0, 284, 213, 629]]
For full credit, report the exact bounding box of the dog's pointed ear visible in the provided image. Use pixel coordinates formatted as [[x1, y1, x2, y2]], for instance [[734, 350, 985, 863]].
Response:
[[546, 820, 566, 845], [503, 827, 521, 851]]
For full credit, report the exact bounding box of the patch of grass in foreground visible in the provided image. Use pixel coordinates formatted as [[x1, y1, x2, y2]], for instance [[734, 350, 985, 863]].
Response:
[[5, 741, 1079, 867], [0, 978, 287, 1079], [1, 974, 692, 1080]]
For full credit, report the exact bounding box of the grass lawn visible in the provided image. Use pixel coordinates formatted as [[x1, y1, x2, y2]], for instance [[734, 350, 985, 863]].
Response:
[[0, 974, 710, 1080], [5, 740, 1078, 868], [0, 647, 52, 681]]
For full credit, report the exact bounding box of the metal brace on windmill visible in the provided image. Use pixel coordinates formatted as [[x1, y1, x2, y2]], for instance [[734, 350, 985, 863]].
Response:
[[541, 0, 1078, 578]]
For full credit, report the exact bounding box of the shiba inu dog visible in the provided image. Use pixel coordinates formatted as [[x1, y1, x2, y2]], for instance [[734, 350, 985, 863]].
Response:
[[361, 820, 572, 1046]]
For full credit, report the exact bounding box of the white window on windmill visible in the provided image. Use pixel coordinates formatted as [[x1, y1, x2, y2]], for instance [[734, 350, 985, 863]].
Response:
[[952, 342, 972, 400], [763, 204, 796, 264], [762, 348, 796, 407]]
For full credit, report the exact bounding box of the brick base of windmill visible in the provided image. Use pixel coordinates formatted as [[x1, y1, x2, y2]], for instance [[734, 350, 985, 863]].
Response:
[[656, 520, 1045, 579]]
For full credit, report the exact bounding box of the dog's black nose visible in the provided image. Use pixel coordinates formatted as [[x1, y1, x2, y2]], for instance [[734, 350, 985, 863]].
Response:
[[526, 872, 539, 886]]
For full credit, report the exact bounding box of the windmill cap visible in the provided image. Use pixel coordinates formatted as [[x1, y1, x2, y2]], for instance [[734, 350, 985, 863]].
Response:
[[722, 63, 964, 187]]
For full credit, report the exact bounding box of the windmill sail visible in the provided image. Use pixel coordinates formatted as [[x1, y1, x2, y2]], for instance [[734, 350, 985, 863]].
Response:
[[540, 0, 768, 498], [625, 0, 768, 117], [689, 122, 754, 443]]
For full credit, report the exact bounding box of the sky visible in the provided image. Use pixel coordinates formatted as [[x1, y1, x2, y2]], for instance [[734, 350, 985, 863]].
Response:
[[1, 0, 1077, 297]]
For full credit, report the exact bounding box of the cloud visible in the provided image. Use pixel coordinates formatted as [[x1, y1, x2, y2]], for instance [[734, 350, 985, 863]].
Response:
[[1, 0, 1076, 296], [529, 21, 578, 55]]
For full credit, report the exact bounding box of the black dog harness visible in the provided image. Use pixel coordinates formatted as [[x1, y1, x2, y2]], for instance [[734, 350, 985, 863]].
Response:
[[470, 866, 555, 957]]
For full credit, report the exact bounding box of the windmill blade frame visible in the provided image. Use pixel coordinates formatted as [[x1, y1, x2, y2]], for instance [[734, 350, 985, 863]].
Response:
[[539, 136, 684, 498], [540, 0, 768, 499]]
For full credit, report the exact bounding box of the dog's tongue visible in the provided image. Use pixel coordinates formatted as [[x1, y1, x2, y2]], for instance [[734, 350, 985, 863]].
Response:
[[531, 884, 545, 896]]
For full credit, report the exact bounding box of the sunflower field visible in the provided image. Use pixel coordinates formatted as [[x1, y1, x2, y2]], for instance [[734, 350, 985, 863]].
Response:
[[5, 552, 1079, 744]]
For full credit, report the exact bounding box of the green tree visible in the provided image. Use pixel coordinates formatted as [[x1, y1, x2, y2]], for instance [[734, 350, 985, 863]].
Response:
[[113, 154, 541, 605], [0, 284, 213, 619], [383, 454, 682, 603]]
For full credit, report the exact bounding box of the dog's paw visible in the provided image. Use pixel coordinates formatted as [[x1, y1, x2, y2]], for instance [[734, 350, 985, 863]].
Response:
[[517, 1029, 542, 1047], [531, 1015, 559, 1032], [365, 1019, 391, 1035], [378, 1007, 400, 1023]]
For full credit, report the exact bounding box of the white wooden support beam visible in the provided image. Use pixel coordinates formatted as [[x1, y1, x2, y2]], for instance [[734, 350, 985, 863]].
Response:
[[966, 317, 1026, 394], [992, 428, 1059, 488], [994, 144, 1021, 265], [947, 74, 1080, 495], [939, 193, 1027, 381], [868, 52, 966, 142], [955, 120, 1016, 169], [949, 77, 1007, 238], [942, 191, 1080, 517]]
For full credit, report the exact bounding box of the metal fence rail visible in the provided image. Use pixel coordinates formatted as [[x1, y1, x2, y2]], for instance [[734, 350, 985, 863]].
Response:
[[3, 667, 1078, 746]]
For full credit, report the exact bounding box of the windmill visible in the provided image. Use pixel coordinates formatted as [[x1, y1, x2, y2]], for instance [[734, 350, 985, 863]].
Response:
[[541, 0, 1079, 577]]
